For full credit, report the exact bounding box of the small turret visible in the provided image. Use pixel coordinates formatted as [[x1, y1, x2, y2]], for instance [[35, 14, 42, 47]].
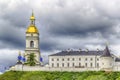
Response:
[[17, 51, 22, 64], [100, 45, 113, 71], [101, 46, 111, 57], [15, 51, 23, 71]]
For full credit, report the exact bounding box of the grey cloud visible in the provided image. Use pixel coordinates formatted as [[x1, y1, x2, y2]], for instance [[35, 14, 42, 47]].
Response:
[[0, 0, 118, 51]]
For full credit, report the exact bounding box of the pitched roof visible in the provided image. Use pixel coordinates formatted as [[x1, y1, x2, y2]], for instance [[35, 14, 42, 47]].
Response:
[[101, 46, 112, 57], [49, 50, 103, 56]]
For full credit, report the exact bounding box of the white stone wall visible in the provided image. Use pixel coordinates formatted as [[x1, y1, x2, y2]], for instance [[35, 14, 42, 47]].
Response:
[[12, 65, 100, 71], [100, 57, 114, 70], [113, 62, 120, 71], [14, 64, 23, 71]]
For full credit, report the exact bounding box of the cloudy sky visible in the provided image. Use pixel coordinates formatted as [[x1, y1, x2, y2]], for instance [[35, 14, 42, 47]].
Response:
[[1, 0, 120, 70]]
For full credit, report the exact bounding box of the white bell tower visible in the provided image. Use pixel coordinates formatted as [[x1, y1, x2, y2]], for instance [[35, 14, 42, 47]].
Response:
[[25, 12, 41, 65]]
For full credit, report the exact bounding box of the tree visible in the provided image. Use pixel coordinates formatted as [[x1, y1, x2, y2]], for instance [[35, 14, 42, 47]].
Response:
[[26, 53, 36, 66]]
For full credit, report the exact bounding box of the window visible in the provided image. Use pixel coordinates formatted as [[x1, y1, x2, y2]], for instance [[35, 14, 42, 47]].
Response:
[[68, 58, 70, 61], [52, 63, 54, 67], [30, 41, 34, 47], [57, 63, 59, 67], [91, 58, 93, 61], [67, 63, 69, 67], [97, 63, 99, 67], [85, 58, 87, 61], [90, 63, 92, 67], [102, 63, 104, 65], [110, 63, 112, 66], [73, 63, 74, 67], [79, 63, 81, 66], [79, 58, 81, 61], [57, 58, 59, 61], [62, 63, 64, 67], [97, 58, 99, 61], [85, 63, 87, 67], [62, 58, 64, 61], [72, 58, 74, 61], [52, 58, 54, 61]]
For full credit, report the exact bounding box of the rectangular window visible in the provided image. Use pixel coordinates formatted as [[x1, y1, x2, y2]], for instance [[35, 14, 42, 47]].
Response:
[[67, 63, 69, 67], [62, 58, 64, 61], [73, 63, 74, 67], [72, 58, 74, 61], [68, 58, 70, 61], [91, 63, 92, 67], [85, 58, 87, 61], [62, 63, 64, 67], [79, 63, 81, 66], [79, 58, 81, 61], [97, 63, 99, 67], [57, 58, 59, 61], [85, 63, 87, 67], [102, 63, 104, 65], [91, 58, 93, 61], [52, 58, 54, 61], [52, 63, 54, 67], [97, 58, 99, 61], [57, 63, 59, 67]]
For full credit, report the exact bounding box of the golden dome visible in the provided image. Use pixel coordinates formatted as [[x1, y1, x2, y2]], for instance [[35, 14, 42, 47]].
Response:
[[26, 25, 38, 33], [26, 12, 39, 33]]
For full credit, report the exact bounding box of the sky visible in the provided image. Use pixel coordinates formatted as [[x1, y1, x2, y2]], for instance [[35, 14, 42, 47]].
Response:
[[1, 0, 120, 70]]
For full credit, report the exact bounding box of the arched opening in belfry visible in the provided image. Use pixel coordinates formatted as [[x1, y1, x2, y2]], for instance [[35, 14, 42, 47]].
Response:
[[30, 41, 34, 48]]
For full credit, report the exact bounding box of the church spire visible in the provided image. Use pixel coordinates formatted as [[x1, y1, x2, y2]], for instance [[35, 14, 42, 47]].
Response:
[[30, 11, 35, 25], [26, 11, 38, 33], [101, 45, 111, 57]]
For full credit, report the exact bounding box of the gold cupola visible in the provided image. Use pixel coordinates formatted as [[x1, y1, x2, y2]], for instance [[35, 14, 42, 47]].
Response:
[[26, 12, 39, 33]]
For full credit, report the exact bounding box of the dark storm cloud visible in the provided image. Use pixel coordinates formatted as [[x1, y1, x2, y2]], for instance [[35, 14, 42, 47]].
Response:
[[48, 21, 114, 38], [0, 4, 30, 28], [0, 1, 31, 49], [41, 5, 115, 39], [0, 18, 25, 49], [0, 0, 120, 53]]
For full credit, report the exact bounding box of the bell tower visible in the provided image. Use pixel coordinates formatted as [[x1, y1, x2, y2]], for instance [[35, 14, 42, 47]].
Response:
[[25, 12, 41, 65]]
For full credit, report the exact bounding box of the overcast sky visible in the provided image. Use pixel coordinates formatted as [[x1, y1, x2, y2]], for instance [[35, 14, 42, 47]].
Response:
[[1, 0, 120, 69]]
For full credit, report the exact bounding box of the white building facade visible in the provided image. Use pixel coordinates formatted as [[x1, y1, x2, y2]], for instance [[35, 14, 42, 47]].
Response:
[[48, 46, 120, 71]]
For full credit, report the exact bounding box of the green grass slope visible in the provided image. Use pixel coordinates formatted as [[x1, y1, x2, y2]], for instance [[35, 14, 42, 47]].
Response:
[[0, 71, 120, 80]]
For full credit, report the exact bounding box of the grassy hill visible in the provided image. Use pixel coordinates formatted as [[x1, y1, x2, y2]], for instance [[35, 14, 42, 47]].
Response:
[[0, 71, 120, 80]]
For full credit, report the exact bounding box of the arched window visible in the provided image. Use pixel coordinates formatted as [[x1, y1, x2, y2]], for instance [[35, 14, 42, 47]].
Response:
[[30, 41, 34, 47]]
